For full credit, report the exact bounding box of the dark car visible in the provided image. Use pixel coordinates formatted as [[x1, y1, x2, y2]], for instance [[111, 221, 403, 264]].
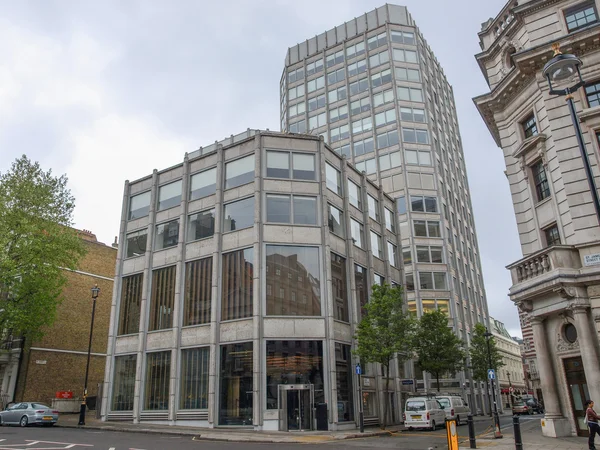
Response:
[[525, 398, 544, 414]]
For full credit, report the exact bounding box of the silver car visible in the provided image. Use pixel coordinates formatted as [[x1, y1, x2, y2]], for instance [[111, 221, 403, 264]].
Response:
[[0, 402, 59, 426]]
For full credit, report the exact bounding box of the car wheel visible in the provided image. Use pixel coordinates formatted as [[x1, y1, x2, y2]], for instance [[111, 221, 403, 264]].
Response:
[[430, 420, 436, 431], [20, 416, 28, 427], [408, 426, 414, 431], [528, 409, 533, 415], [0, 416, 3, 426]]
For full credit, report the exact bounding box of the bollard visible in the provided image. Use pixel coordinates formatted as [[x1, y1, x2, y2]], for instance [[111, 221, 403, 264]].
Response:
[[467, 414, 476, 449], [513, 415, 523, 450]]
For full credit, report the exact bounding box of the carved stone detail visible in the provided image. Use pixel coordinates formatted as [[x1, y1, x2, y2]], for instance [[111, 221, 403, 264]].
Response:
[[553, 286, 577, 300], [556, 332, 580, 353], [516, 300, 533, 313]]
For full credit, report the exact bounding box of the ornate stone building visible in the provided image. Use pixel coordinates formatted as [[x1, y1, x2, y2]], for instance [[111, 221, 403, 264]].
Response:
[[474, 0, 600, 438]]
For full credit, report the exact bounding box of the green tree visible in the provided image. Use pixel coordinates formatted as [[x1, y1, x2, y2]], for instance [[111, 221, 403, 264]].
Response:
[[469, 323, 505, 382], [0, 155, 86, 340], [413, 309, 466, 392], [354, 283, 415, 429]]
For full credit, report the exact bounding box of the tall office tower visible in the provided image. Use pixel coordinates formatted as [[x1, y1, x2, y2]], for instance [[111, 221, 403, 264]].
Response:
[[474, 0, 600, 438], [281, 4, 492, 413]]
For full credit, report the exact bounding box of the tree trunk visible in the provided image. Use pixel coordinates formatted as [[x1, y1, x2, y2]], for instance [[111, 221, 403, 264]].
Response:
[[436, 373, 440, 392], [383, 362, 390, 430]]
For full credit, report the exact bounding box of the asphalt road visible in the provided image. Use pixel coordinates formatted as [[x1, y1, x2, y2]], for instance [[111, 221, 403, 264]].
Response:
[[0, 414, 541, 450]]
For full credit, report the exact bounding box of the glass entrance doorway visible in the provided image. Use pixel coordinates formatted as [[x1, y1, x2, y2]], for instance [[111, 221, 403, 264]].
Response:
[[564, 357, 590, 437], [278, 384, 314, 431]]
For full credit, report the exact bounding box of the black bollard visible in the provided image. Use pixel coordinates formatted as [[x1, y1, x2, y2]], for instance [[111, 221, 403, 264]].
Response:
[[467, 414, 476, 449], [513, 415, 523, 450]]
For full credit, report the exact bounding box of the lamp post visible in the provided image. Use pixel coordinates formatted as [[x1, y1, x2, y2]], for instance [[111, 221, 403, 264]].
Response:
[[507, 371, 513, 408], [543, 42, 600, 225], [78, 285, 100, 426], [484, 329, 502, 438]]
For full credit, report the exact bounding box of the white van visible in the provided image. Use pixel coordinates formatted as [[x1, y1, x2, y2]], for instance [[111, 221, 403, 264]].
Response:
[[403, 396, 446, 431], [436, 395, 470, 425]]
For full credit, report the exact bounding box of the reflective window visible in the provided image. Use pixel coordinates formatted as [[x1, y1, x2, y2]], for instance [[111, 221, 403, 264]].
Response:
[[375, 108, 397, 127], [223, 197, 255, 232], [126, 229, 147, 258], [144, 351, 170, 410], [225, 154, 255, 189], [288, 84, 305, 100], [387, 241, 398, 266], [355, 158, 377, 175], [350, 97, 371, 115], [352, 117, 373, 134], [349, 78, 369, 95], [190, 168, 217, 200], [266, 245, 320, 316], [307, 76, 325, 93], [355, 264, 368, 315], [378, 152, 401, 171], [418, 272, 447, 290], [402, 127, 429, 144], [155, 220, 180, 250], [129, 191, 151, 220], [368, 195, 379, 221], [335, 343, 355, 422], [112, 355, 136, 411], [289, 119, 306, 134], [397, 86, 423, 102], [327, 68, 346, 85], [306, 58, 324, 76], [385, 208, 396, 232], [184, 257, 212, 326], [326, 163, 342, 196], [414, 220, 441, 237], [391, 30, 415, 45], [330, 124, 350, 142], [348, 180, 362, 209], [370, 69, 392, 88], [328, 86, 347, 103], [370, 231, 382, 259], [531, 160, 550, 201], [118, 273, 143, 335], [309, 112, 327, 129], [288, 101, 306, 117], [416, 245, 443, 263], [353, 137, 374, 157], [369, 50, 389, 68], [346, 41, 365, 59], [373, 89, 394, 107], [326, 50, 345, 68], [367, 32, 387, 50], [221, 248, 254, 321], [410, 196, 437, 213], [585, 81, 600, 107], [331, 253, 349, 322], [565, 2, 598, 31], [187, 209, 215, 241], [219, 342, 253, 425], [348, 59, 367, 77], [351, 219, 364, 248], [266, 194, 317, 225], [180, 348, 209, 409], [393, 48, 418, 63], [400, 107, 426, 123], [328, 204, 345, 237], [395, 67, 420, 82], [308, 94, 326, 111], [405, 149, 431, 165], [376, 130, 400, 149], [158, 180, 182, 211], [330, 105, 348, 123], [149, 265, 176, 331], [522, 114, 538, 139]]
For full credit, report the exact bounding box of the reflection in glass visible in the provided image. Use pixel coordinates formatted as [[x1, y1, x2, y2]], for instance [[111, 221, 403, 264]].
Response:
[[158, 180, 182, 211], [225, 155, 255, 189], [118, 273, 143, 335], [224, 197, 255, 231], [180, 347, 209, 409], [144, 351, 171, 410], [266, 245, 320, 316], [126, 229, 147, 258], [266, 341, 324, 409], [129, 191, 151, 220], [190, 167, 217, 200], [355, 264, 368, 317], [184, 257, 212, 326], [335, 343, 354, 422], [112, 355, 136, 411], [331, 253, 348, 322], [222, 248, 254, 321], [155, 220, 180, 250], [220, 342, 253, 425], [187, 209, 215, 241], [328, 205, 344, 237]]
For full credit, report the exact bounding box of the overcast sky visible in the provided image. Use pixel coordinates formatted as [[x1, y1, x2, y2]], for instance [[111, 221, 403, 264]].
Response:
[[0, 0, 525, 336]]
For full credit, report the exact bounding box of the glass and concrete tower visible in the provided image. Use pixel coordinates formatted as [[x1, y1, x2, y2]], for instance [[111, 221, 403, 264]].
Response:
[[281, 4, 492, 412]]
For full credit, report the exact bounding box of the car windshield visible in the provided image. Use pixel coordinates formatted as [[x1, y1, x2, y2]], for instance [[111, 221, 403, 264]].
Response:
[[406, 401, 426, 411], [514, 401, 525, 406], [31, 403, 49, 409], [437, 398, 450, 408]]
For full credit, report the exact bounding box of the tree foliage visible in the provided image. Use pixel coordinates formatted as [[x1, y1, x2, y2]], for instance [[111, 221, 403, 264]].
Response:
[[469, 323, 505, 382], [413, 309, 466, 392], [0, 155, 86, 340], [354, 283, 415, 429]]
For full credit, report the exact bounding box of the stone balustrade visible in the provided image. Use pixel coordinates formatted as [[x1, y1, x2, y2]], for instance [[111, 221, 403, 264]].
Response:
[[508, 245, 581, 285]]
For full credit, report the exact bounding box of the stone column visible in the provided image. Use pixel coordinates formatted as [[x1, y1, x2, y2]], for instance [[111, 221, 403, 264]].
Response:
[[572, 306, 600, 403], [529, 316, 561, 418]]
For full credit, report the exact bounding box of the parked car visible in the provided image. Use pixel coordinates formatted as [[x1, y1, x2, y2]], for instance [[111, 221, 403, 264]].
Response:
[[512, 400, 533, 415], [436, 395, 470, 425], [524, 398, 544, 414], [403, 396, 447, 431], [0, 402, 59, 426]]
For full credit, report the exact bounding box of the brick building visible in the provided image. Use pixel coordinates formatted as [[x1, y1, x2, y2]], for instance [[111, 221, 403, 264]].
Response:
[[1, 230, 117, 408]]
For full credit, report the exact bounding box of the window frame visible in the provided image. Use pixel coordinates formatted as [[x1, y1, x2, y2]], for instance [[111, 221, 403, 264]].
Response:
[[225, 154, 255, 190], [265, 150, 317, 181], [187, 208, 216, 242], [564, 1, 598, 32], [531, 160, 551, 202], [265, 193, 318, 226], [521, 114, 538, 139], [223, 196, 255, 233]]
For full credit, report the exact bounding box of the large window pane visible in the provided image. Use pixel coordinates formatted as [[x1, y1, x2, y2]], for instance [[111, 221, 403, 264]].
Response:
[[225, 154, 255, 189], [335, 343, 354, 422], [332, 253, 349, 322], [326, 163, 342, 196], [129, 191, 151, 220], [190, 168, 217, 200], [187, 209, 215, 241], [184, 257, 212, 326], [118, 273, 143, 335], [266, 151, 289, 178], [433, 272, 447, 290], [266, 341, 324, 409], [355, 264, 368, 316], [370, 231, 382, 259], [180, 347, 209, 409], [144, 351, 171, 410], [220, 342, 253, 425], [419, 272, 434, 290], [149, 265, 176, 331], [266, 245, 320, 316], [348, 181, 361, 209], [126, 229, 147, 258], [112, 355, 136, 411], [155, 220, 180, 250], [293, 153, 316, 180], [222, 248, 254, 321], [158, 180, 182, 211], [266, 194, 291, 223], [328, 204, 345, 237], [351, 219, 364, 248], [387, 242, 398, 266], [224, 197, 255, 231], [294, 196, 317, 225]]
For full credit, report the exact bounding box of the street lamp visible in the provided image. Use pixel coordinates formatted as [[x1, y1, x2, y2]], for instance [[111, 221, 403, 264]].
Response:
[[543, 42, 600, 224], [78, 285, 100, 426], [484, 329, 502, 439], [506, 371, 513, 408]]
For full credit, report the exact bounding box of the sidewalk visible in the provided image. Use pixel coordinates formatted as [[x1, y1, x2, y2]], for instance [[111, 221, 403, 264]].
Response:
[[460, 420, 588, 450], [57, 412, 401, 443]]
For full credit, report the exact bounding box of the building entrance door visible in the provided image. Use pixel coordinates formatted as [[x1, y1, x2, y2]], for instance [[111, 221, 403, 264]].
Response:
[[278, 384, 314, 431], [563, 357, 590, 437]]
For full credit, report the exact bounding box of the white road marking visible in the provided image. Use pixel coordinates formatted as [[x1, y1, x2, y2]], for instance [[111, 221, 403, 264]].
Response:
[[0, 440, 94, 450]]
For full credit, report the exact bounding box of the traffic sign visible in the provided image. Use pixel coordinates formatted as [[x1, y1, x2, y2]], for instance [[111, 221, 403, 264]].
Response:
[[355, 364, 361, 375], [402, 380, 414, 385], [487, 369, 495, 380]]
